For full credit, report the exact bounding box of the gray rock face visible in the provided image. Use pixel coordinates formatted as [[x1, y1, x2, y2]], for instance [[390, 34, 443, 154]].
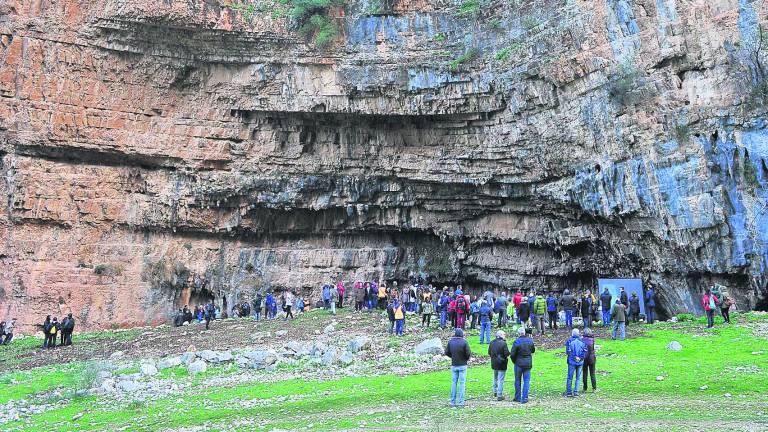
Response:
[[187, 360, 207, 374], [666, 341, 683, 351], [1, 0, 766, 330], [347, 336, 371, 353], [414, 338, 444, 356], [180, 352, 197, 365]]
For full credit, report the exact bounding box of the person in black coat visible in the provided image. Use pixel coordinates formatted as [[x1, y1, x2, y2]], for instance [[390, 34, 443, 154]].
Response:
[[582, 328, 598, 392], [41, 315, 52, 348], [444, 328, 472, 407], [61, 313, 75, 346], [509, 327, 536, 403], [518, 298, 531, 328], [488, 330, 510, 401]]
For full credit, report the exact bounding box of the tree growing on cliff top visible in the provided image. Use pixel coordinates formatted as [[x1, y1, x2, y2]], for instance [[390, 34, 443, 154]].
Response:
[[290, 0, 345, 47]]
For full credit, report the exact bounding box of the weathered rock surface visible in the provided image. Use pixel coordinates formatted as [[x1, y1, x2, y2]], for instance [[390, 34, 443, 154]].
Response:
[[414, 338, 444, 356], [1, 0, 767, 330]]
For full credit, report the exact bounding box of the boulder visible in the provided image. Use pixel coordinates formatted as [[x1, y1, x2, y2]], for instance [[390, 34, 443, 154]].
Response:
[[140, 363, 158, 377], [322, 348, 339, 365], [339, 351, 354, 366], [196, 350, 218, 362], [187, 360, 207, 374], [275, 330, 288, 337], [323, 323, 336, 334], [157, 356, 182, 370], [414, 338, 444, 356], [109, 351, 124, 360], [347, 336, 372, 353], [180, 352, 197, 365], [666, 341, 683, 351], [117, 380, 140, 392], [99, 379, 116, 393], [242, 350, 277, 369]]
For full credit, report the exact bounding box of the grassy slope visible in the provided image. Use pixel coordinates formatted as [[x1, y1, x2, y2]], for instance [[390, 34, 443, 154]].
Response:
[[2, 314, 767, 431]]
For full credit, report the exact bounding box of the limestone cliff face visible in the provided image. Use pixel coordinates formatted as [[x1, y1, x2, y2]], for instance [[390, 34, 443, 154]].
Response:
[[1, 0, 767, 329]]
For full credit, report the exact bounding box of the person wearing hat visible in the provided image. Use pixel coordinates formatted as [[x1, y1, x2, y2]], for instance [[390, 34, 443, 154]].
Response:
[[488, 330, 510, 401], [444, 328, 472, 407]]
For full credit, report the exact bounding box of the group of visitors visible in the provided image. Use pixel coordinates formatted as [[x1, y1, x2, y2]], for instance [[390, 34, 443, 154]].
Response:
[[0, 318, 16, 345], [444, 325, 601, 407], [37, 314, 76, 348], [702, 285, 734, 328]]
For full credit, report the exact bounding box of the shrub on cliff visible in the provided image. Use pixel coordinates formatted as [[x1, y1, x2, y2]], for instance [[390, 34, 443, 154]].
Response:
[[290, 0, 344, 47]]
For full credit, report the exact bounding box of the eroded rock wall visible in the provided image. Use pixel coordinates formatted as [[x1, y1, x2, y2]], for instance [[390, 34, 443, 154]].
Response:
[[1, 0, 767, 329]]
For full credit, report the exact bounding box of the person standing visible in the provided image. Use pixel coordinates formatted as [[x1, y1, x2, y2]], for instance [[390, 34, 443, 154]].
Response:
[[599, 288, 612, 327], [533, 294, 547, 335], [517, 297, 530, 330], [2, 318, 15, 345], [329, 286, 339, 315], [560, 290, 575, 328], [546, 292, 558, 330], [393, 299, 405, 336], [455, 294, 468, 329], [336, 281, 345, 309], [204, 302, 215, 330], [611, 299, 626, 341], [580, 292, 592, 329], [512, 291, 523, 324], [495, 293, 508, 328], [469, 297, 480, 330], [386, 300, 396, 335], [377, 282, 387, 310], [61, 313, 75, 346], [478, 301, 494, 344], [421, 298, 434, 327], [283, 291, 295, 320], [488, 330, 510, 401], [564, 328, 586, 397], [41, 316, 52, 348], [437, 291, 450, 329], [619, 287, 629, 325], [702, 289, 719, 328], [644, 287, 656, 324], [581, 328, 597, 393], [322, 284, 331, 310], [49, 317, 60, 348], [355, 281, 366, 312], [510, 326, 535, 403], [629, 292, 640, 323], [720, 292, 733, 324], [444, 328, 471, 408]]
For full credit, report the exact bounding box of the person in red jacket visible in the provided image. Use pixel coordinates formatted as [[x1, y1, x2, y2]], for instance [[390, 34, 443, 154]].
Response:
[[513, 291, 523, 324], [702, 289, 719, 328]]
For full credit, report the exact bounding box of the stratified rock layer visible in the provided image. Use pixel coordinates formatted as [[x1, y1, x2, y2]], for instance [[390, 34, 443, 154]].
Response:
[[1, 0, 767, 329]]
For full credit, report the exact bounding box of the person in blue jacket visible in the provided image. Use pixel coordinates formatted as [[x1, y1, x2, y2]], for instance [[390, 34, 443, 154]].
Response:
[[599, 288, 612, 327], [509, 327, 536, 403], [478, 301, 494, 344], [564, 328, 586, 397], [644, 287, 655, 324], [546, 292, 558, 330]]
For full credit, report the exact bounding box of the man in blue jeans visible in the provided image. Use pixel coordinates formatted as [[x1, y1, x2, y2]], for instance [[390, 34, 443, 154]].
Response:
[[488, 330, 510, 401], [478, 301, 494, 344], [560, 290, 575, 328], [611, 299, 626, 340], [444, 328, 472, 407], [438, 291, 449, 328], [510, 327, 535, 403], [565, 328, 586, 397]]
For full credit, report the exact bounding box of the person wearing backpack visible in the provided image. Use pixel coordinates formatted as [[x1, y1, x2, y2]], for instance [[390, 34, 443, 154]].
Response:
[[512, 290, 523, 324], [581, 328, 597, 393], [488, 330, 510, 401], [611, 299, 626, 340], [510, 326, 535, 403], [455, 295, 468, 329], [61, 313, 75, 346], [517, 297, 530, 329], [702, 289, 719, 328], [444, 328, 472, 408], [564, 328, 586, 397], [644, 287, 656, 324], [448, 297, 457, 328], [479, 301, 494, 344], [720, 291, 734, 324]]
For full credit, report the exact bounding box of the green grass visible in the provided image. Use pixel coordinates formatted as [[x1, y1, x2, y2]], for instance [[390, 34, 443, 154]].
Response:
[[3, 314, 766, 431], [449, 48, 480, 71]]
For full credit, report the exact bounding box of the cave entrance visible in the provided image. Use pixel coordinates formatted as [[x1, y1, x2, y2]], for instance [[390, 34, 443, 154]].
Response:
[[756, 293, 768, 312], [188, 288, 215, 308]]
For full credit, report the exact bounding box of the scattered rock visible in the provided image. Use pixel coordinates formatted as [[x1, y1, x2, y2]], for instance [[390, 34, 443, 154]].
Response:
[[109, 351, 124, 360], [275, 330, 288, 337], [669, 316, 678, 323], [339, 352, 354, 366], [414, 338, 443, 356], [752, 351, 764, 355], [72, 413, 83, 421], [157, 356, 182, 370], [724, 393, 732, 398], [187, 360, 207, 374], [666, 341, 683, 351], [117, 380, 140, 392], [140, 363, 158, 377], [322, 348, 339, 366], [241, 350, 277, 369], [656, 376, 664, 381], [323, 323, 336, 334], [700, 385, 708, 390], [347, 336, 371, 353], [180, 352, 196, 365]]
